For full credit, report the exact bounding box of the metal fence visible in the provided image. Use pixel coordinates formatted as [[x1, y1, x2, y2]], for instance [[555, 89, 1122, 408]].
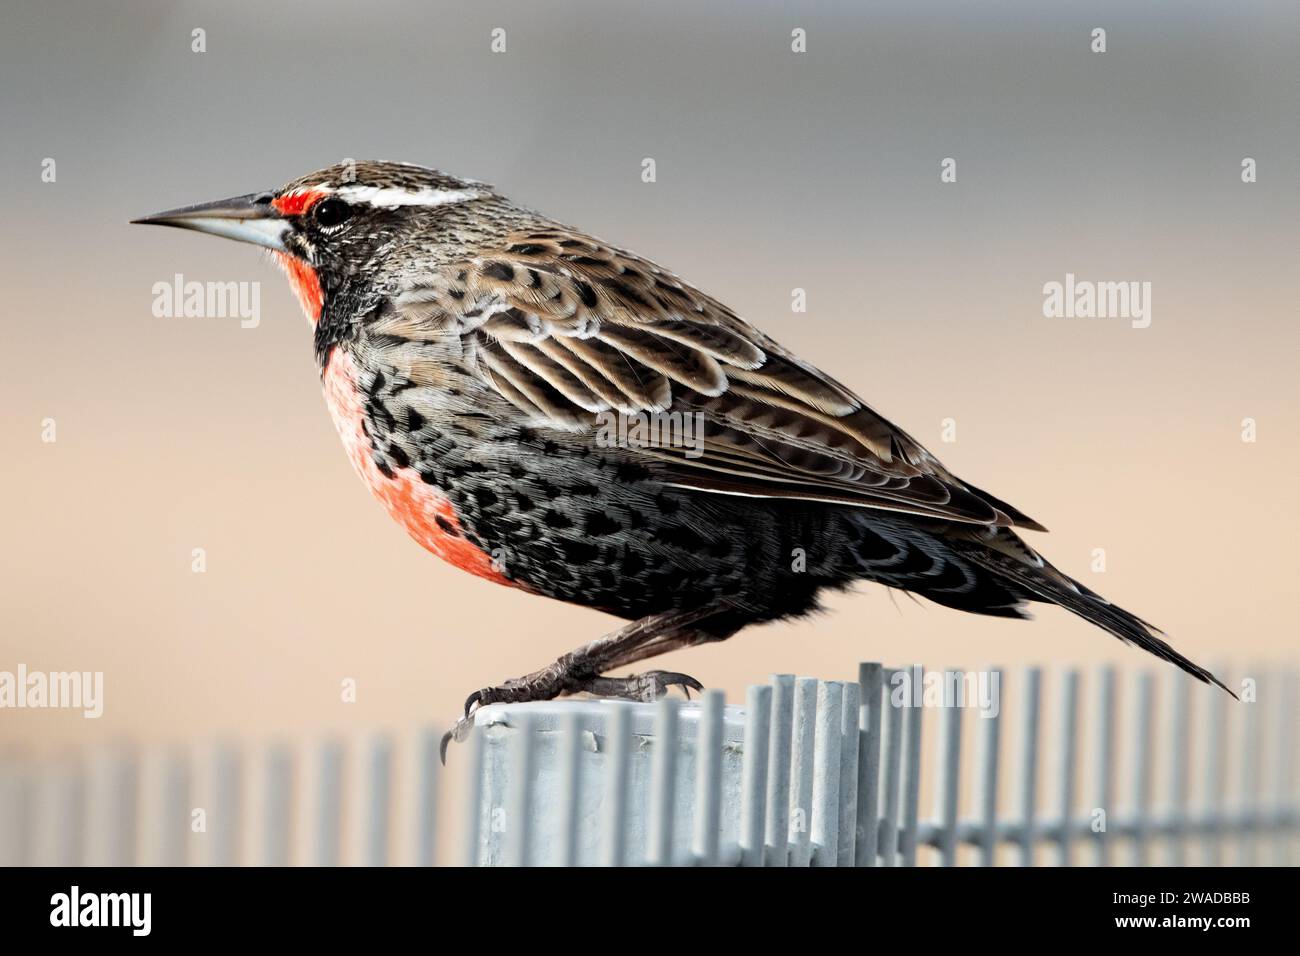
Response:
[[2, 662, 1295, 866]]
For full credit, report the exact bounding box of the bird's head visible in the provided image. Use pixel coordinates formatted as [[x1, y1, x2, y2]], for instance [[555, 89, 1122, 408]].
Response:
[[132, 161, 500, 323]]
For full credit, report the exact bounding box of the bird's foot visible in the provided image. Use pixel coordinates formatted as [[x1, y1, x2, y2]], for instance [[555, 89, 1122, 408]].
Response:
[[440, 662, 572, 763], [439, 667, 704, 762]]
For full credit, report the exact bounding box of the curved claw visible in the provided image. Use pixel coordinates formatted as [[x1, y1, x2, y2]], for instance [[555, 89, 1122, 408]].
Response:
[[463, 689, 483, 718], [660, 672, 704, 699], [439, 712, 479, 765]]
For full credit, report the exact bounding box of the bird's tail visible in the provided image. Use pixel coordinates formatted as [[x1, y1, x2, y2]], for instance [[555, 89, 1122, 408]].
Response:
[[955, 535, 1234, 696]]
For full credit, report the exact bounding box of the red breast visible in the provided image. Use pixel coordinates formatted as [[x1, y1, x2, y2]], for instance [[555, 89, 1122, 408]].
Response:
[[320, 348, 520, 589]]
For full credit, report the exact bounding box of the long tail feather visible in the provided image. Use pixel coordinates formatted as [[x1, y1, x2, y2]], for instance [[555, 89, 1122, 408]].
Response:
[[961, 548, 1234, 697]]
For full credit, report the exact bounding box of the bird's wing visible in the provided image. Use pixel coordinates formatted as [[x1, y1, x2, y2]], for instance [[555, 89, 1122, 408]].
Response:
[[372, 229, 1044, 530]]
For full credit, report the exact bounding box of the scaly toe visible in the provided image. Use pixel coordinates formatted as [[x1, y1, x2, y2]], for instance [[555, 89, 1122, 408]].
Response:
[[581, 670, 705, 702]]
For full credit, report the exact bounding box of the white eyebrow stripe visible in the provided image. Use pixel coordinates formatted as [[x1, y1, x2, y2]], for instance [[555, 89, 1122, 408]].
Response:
[[328, 185, 484, 207]]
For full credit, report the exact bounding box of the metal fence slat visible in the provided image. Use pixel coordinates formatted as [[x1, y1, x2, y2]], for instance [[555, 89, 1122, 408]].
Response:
[[414, 729, 441, 867], [1093, 668, 1117, 867], [789, 677, 819, 866], [1016, 668, 1042, 867], [856, 663, 884, 868], [364, 735, 394, 867], [810, 681, 843, 866], [1055, 671, 1080, 866], [879, 668, 905, 867], [978, 667, 1003, 866], [693, 690, 726, 865], [315, 740, 344, 867], [601, 703, 633, 867], [1203, 666, 1228, 866], [740, 685, 772, 867], [209, 744, 240, 868], [837, 680, 862, 868], [646, 699, 679, 866], [460, 726, 486, 867], [764, 674, 795, 867], [1271, 671, 1297, 866], [263, 744, 293, 867], [558, 710, 586, 867], [936, 671, 963, 866], [1167, 674, 1192, 866], [504, 715, 534, 867], [900, 665, 924, 867], [1237, 669, 1262, 867]]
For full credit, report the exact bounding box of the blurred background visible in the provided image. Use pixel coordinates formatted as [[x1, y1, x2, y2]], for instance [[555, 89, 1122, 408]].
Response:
[[1, 1, 1297, 863]]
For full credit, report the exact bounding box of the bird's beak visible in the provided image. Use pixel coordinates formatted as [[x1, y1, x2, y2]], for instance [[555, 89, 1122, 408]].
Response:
[[131, 192, 290, 252]]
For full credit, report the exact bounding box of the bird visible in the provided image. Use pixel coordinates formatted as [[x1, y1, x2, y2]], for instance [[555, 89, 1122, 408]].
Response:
[[133, 160, 1230, 752]]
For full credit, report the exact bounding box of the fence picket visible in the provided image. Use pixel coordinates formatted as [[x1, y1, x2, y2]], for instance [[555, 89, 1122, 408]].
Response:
[[879, 668, 905, 867], [789, 677, 818, 866], [1016, 668, 1041, 867], [0, 759, 26, 866], [504, 715, 534, 867], [460, 726, 485, 867], [1055, 671, 1080, 866], [1093, 668, 1117, 867], [315, 740, 344, 867], [263, 744, 293, 867], [558, 711, 586, 867], [1272, 671, 1297, 866], [646, 699, 679, 866], [810, 681, 843, 866], [1167, 674, 1192, 866], [856, 663, 884, 868], [601, 703, 633, 867], [1203, 666, 1228, 866], [936, 671, 963, 866], [364, 736, 393, 867], [900, 665, 924, 867], [740, 685, 772, 867], [414, 730, 441, 867], [764, 674, 795, 867], [154, 751, 187, 868], [1237, 669, 1263, 867], [209, 744, 240, 867], [694, 690, 725, 865], [837, 681, 861, 868], [978, 668, 1003, 866]]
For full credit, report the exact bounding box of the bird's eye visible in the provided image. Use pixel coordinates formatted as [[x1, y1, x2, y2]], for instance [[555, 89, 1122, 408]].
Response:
[[313, 198, 352, 228]]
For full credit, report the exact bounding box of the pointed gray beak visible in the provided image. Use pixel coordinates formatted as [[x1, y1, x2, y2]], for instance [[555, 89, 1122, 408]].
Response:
[[131, 192, 290, 252]]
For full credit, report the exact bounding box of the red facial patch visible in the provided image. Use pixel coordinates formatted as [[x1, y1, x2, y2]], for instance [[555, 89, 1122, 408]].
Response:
[[321, 349, 522, 591], [272, 251, 324, 323], [271, 188, 329, 217]]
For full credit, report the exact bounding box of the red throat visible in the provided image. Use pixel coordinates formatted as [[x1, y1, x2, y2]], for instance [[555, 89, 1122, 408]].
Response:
[[268, 189, 330, 323], [273, 251, 324, 324]]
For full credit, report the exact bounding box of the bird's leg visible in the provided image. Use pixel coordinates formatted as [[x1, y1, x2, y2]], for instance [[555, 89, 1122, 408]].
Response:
[[440, 607, 720, 760]]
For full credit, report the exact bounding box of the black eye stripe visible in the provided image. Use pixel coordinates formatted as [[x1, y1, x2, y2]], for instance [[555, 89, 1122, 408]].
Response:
[[313, 198, 353, 227]]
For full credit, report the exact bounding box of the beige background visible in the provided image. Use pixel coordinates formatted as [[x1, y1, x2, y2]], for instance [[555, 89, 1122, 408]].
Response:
[[1, 3, 1296, 855]]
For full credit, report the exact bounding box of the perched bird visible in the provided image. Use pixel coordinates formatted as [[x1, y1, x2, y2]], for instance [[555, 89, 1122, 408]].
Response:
[[134, 161, 1229, 750]]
